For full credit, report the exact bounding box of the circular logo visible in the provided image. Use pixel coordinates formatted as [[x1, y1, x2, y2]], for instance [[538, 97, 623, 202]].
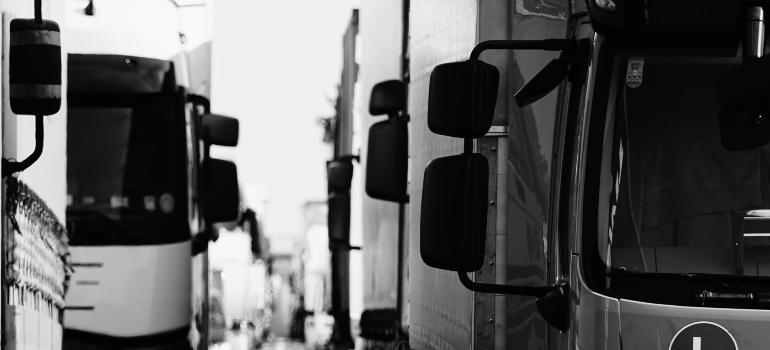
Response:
[[670, 321, 737, 350], [160, 193, 175, 213]]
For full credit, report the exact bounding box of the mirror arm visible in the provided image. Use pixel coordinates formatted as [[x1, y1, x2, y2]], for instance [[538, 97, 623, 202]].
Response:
[[458, 271, 555, 298], [3, 114, 44, 178], [337, 154, 360, 164], [330, 241, 362, 251], [188, 93, 211, 114], [469, 39, 578, 61]]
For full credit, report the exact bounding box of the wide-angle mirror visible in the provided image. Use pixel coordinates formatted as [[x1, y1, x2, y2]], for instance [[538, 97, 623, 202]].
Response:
[[366, 119, 408, 203], [420, 153, 488, 272], [201, 158, 239, 223]]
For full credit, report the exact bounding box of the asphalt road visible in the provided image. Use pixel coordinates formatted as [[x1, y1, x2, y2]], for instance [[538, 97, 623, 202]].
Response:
[[211, 333, 304, 350]]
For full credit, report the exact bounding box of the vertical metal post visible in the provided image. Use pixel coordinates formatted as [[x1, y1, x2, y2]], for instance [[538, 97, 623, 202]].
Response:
[[494, 134, 508, 350], [395, 203, 405, 330], [473, 136, 498, 350], [473, 126, 508, 350], [396, 0, 410, 337], [329, 10, 358, 350]]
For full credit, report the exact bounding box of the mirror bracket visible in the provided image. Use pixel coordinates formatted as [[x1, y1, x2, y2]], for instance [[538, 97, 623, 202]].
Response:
[[338, 154, 360, 164], [2, 115, 44, 178], [459, 272, 570, 332], [329, 241, 362, 251], [469, 39, 578, 61], [458, 271, 555, 298], [187, 93, 211, 114]]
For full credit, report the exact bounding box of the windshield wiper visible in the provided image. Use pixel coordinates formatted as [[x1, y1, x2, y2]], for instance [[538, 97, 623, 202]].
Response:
[[66, 208, 140, 243], [617, 271, 770, 289], [606, 271, 731, 288]]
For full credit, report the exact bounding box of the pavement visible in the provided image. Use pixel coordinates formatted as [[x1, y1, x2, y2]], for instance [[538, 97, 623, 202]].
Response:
[[211, 333, 304, 350]]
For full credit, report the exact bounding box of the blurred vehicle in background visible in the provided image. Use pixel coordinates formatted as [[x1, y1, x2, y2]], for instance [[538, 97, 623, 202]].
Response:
[[209, 289, 226, 344], [209, 205, 271, 349], [62, 1, 239, 349]]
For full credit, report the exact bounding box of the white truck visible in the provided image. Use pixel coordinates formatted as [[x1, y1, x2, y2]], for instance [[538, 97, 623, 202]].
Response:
[[62, 1, 239, 349]]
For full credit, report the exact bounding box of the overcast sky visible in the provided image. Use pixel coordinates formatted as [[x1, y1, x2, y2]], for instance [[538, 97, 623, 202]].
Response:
[[210, 0, 360, 242]]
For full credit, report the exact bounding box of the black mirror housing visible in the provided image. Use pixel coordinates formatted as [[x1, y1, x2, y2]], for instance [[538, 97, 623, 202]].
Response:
[[328, 159, 354, 192], [366, 119, 408, 203], [428, 61, 499, 138], [715, 54, 770, 150], [202, 114, 239, 147], [10, 19, 62, 116], [202, 158, 239, 223], [420, 154, 488, 272], [514, 58, 570, 108], [370, 80, 406, 116], [328, 192, 351, 243]]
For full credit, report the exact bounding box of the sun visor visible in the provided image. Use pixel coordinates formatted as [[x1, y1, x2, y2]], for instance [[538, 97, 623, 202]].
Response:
[[586, 0, 743, 55], [68, 54, 176, 94]]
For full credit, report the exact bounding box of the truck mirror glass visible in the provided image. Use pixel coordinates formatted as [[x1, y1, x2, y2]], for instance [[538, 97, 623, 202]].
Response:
[[420, 153, 488, 272], [369, 80, 406, 116], [10, 19, 62, 116], [365, 119, 408, 203], [202, 113, 239, 147], [202, 158, 239, 223], [514, 58, 570, 108], [328, 191, 351, 244], [428, 61, 499, 138], [715, 54, 770, 150], [328, 159, 354, 192]]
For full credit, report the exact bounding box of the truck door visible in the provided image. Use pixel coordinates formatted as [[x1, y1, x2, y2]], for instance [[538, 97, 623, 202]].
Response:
[[502, 10, 594, 350], [547, 15, 595, 350]]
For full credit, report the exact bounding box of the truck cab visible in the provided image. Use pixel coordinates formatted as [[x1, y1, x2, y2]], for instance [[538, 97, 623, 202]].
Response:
[[415, 0, 770, 348]]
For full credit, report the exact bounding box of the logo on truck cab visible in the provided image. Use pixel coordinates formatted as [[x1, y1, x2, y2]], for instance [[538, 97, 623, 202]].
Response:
[[669, 321, 737, 350], [627, 58, 644, 88]]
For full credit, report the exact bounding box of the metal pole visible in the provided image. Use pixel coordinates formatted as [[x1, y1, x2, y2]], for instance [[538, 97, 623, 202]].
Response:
[[329, 10, 358, 349]]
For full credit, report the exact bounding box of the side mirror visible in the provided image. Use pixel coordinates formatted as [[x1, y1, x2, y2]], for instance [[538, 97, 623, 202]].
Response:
[[370, 80, 406, 116], [201, 158, 239, 223], [715, 54, 770, 150], [10, 19, 62, 116], [427, 39, 580, 139], [428, 61, 499, 138], [366, 119, 409, 203], [328, 192, 351, 244], [420, 154, 489, 271], [514, 58, 571, 108], [328, 159, 354, 192], [3, 18, 63, 178], [202, 114, 239, 147], [366, 79, 409, 203]]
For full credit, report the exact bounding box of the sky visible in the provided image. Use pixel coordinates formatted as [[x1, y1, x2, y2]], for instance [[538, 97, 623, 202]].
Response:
[[210, 0, 360, 242]]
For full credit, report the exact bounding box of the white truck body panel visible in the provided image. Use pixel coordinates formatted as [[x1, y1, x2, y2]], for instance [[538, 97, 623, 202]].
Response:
[[66, 242, 192, 337]]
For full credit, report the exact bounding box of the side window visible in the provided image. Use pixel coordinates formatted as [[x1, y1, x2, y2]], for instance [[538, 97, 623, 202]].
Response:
[[506, 49, 561, 346]]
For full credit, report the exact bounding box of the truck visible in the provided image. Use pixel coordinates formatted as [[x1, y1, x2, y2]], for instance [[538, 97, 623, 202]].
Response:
[[346, 0, 770, 349], [62, 1, 240, 349]]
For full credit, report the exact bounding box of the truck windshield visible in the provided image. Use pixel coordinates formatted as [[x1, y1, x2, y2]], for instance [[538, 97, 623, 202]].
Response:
[[67, 93, 189, 246], [598, 50, 770, 279]]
